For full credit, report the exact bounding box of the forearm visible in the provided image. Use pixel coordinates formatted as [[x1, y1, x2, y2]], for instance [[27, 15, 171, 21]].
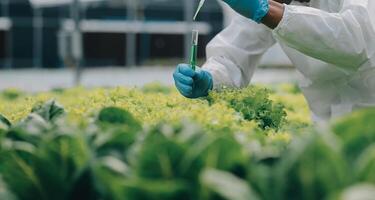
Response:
[[261, 0, 285, 29], [261, 0, 312, 29], [273, 0, 310, 4], [272, 0, 292, 4]]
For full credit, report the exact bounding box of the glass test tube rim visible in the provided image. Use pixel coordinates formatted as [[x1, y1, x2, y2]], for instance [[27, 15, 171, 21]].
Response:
[[190, 30, 199, 71], [192, 30, 199, 45]]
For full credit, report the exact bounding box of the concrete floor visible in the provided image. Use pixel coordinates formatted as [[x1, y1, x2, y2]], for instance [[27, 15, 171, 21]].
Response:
[[0, 66, 298, 92]]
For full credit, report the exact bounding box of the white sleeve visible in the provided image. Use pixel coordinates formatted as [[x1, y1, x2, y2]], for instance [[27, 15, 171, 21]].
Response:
[[201, 7, 276, 88], [273, 0, 375, 71]]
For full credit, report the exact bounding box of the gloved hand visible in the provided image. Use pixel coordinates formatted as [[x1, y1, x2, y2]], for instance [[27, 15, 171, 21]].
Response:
[[222, 0, 269, 23], [173, 64, 213, 99]]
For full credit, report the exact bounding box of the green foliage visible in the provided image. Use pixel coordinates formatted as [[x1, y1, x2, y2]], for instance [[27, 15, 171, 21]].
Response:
[[1, 89, 24, 100], [0, 101, 252, 200], [333, 184, 375, 200], [142, 83, 172, 94], [0, 102, 93, 200], [98, 107, 140, 126], [207, 86, 286, 130], [201, 169, 260, 200], [0, 114, 11, 130], [125, 122, 249, 200], [0, 85, 373, 200], [30, 100, 65, 123], [355, 145, 375, 182], [272, 132, 350, 200], [0, 176, 17, 200], [332, 108, 375, 162]]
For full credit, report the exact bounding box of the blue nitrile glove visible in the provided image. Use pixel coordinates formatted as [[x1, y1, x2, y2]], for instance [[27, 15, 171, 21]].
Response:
[[222, 0, 269, 23], [173, 64, 213, 99]]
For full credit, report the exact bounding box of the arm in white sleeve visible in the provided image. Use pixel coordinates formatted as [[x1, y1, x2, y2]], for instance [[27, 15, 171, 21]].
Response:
[[202, 6, 276, 88], [273, 0, 375, 71]]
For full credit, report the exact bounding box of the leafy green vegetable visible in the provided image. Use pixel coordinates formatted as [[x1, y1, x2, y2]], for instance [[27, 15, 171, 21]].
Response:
[[0, 85, 373, 200], [354, 144, 375, 182], [98, 107, 140, 126], [332, 108, 375, 162], [0, 130, 93, 200], [1, 89, 23, 100], [208, 86, 286, 130], [0, 114, 11, 129], [0, 176, 17, 200], [30, 100, 65, 123], [273, 132, 350, 200], [142, 83, 172, 94], [201, 169, 260, 200], [335, 184, 375, 200]]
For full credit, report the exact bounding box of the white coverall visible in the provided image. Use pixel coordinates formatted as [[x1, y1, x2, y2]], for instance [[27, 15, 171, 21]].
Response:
[[202, 0, 375, 122]]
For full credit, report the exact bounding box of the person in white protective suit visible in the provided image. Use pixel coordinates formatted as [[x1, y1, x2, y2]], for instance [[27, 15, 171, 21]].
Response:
[[173, 0, 375, 122]]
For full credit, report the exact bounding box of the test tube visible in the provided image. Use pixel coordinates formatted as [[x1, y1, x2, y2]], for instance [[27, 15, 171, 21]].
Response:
[[190, 30, 199, 71]]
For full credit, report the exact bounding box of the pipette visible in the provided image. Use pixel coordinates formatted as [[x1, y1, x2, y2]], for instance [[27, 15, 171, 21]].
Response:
[[190, 30, 199, 71], [193, 0, 206, 20]]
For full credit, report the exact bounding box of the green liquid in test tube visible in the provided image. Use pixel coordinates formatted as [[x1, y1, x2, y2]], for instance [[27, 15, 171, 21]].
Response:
[[190, 30, 199, 71]]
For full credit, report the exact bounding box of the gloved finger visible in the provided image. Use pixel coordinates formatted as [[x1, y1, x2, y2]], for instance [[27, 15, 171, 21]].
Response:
[[194, 70, 206, 81], [177, 64, 195, 77], [175, 81, 193, 96], [173, 72, 194, 85]]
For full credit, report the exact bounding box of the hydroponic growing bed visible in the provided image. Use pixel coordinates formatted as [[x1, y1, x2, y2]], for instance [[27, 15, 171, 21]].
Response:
[[0, 84, 374, 200]]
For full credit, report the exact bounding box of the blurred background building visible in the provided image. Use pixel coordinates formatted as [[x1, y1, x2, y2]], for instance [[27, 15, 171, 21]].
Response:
[[0, 0, 224, 69], [0, 0, 293, 91]]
